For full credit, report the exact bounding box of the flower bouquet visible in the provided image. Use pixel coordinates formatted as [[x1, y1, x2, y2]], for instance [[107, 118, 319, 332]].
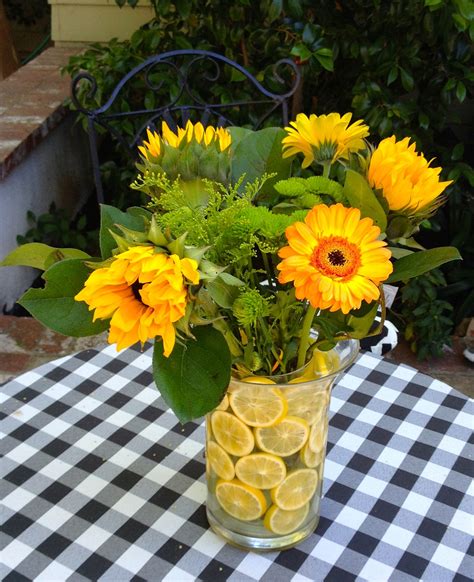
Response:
[[2, 112, 460, 549]]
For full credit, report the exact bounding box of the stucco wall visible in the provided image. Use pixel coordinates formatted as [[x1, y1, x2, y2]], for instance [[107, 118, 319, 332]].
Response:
[[0, 114, 92, 311], [49, 0, 154, 45]]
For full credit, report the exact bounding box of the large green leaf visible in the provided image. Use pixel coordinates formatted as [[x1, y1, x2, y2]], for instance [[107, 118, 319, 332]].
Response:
[[206, 273, 244, 308], [388, 247, 462, 283], [347, 300, 379, 339], [230, 127, 291, 194], [227, 126, 253, 150], [1, 243, 89, 270], [343, 170, 387, 230], [153, 326, 231, 423], [19, 259, 109, 337], [100, 204, 148, 259]]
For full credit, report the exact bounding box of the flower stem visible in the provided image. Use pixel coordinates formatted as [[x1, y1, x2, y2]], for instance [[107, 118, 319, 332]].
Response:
[[322, 162, 331, 179], [262, 252, 275, 288], [297, 305, 317, 369]]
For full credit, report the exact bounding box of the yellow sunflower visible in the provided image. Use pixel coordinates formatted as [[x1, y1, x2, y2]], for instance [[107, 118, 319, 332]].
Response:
[[138, 127, 163, 161], [282, 112, 369, 168], [277, 203, 393, 314], [74, 246, 199, 355], [368, 136, 452, 214], [138, 120, 231, 161]]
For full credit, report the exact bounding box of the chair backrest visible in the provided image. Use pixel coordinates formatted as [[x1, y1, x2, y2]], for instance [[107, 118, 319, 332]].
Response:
[[71, 49, 301, 204]]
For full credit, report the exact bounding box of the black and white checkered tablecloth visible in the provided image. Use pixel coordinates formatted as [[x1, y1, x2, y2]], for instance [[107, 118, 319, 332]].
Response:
[[1, 344, 472, 581]]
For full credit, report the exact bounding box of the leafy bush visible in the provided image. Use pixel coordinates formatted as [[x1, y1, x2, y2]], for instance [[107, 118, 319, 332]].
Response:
[[390, 269, 454, 359], [63, 0, 473, 356], [17, 203, 99, 256]]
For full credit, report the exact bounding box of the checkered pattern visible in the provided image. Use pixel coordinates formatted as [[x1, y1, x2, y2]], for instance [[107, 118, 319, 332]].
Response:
[[1, 344, 472, 581]]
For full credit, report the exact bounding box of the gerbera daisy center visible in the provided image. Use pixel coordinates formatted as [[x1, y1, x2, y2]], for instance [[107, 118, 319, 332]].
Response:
[[311, 236, 361, 279]]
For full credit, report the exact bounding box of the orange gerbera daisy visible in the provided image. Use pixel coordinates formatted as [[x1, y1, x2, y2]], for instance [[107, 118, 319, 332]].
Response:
[[277, 204, 393, 314], [282, 112, 369, 168], [74, 246, 199, 355]]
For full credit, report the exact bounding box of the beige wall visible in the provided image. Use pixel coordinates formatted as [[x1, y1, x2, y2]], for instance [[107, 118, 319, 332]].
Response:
[[0, 115, 92, 311], [49, 0, 154, 45]]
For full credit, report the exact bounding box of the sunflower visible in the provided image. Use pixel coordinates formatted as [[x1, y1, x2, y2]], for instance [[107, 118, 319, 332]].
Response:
[[277, 204, 393, 314], [138, 127, 163, 161], [368, 136, 452, 215], [74, 246, 199, 355], [138, 120, 231, 162], [282, 112, 369, 168]]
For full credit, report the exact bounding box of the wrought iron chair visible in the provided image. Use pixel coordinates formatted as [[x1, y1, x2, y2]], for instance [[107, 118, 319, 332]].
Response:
[[71, 49, 301, 204]]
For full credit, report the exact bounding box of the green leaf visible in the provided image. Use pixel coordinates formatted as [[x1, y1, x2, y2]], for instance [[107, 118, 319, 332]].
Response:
[[44, 248, 92, 270], [399, 67, 415, 91], [153, 326, 231, 422], [207, 275, 243, 308], [231, 128, 292, 195], [388, 247, 414, 259], [347, 301, 379, 339], [1, 243, 58, 269], [388, 247, 462, 283], [314, 47, 334, 71], [227, 126, 253, 150], [343, 170, 387, 230], [100, 204, 147, 258], [1, 243, 89, 270], [387, 66, 398, 85], [452, 143, 464, 161], [418, 112, 430, 129], [175, 0, 192, 19], [290, 43, 312, 62], [456, 81, 466, 102], [18, 259, 109, 337]]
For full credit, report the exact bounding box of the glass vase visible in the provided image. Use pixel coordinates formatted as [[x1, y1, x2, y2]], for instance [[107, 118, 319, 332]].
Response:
[[205, 339, 359, 551]]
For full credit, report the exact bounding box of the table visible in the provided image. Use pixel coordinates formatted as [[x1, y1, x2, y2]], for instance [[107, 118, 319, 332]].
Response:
[[1, 344, 472, 581]]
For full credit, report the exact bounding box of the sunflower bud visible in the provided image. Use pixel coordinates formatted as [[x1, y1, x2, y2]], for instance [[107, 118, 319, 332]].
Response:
[[368, 136, 451, 227], [138, 120, 232, 184]]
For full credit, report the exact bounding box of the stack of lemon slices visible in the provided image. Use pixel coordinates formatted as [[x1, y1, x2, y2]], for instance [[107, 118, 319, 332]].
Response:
[[206, 378, 330, 536]]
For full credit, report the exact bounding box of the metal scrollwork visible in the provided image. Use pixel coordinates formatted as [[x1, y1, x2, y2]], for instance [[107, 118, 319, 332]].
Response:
[[71, 49, 302, 204]]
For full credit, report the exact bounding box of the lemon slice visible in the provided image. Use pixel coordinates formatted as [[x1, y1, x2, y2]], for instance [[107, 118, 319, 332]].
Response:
[[263, 503, 309, 535], [284, 386, 328, 425], [229, 385, 287, 427], [271, 468, 318, 510], [207, 441, 235, 481], [216, 479, 267, 521], [308, 418, 328, 453], [241, 376, 276, 384], [300, 441, 323, 468], [311, 349, 339, 376], [211, 411, 254, 456], [215, 394, 229, 411], [254, 416, 309, 457], [235, 453, 286, 489]]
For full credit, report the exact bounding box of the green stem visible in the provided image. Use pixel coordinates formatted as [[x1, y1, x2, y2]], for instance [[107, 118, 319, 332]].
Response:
[[213, 319, 242, 357], [262, 252, 274, 288], [322, 162, 331, 179], [258, 316, 281, 365], [297, 305, 317, 369]]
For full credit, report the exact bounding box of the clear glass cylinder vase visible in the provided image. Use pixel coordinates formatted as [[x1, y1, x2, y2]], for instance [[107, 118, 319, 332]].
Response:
[[205, 339, 359, 551]]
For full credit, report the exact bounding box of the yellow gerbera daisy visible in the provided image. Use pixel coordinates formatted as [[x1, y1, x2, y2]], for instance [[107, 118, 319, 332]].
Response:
[[368, 136, 452, 214], [74, 246, 199, 355], [282, 112, 369, 168], [138, 120, 231, 161], [277, 204, 393, 314]]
